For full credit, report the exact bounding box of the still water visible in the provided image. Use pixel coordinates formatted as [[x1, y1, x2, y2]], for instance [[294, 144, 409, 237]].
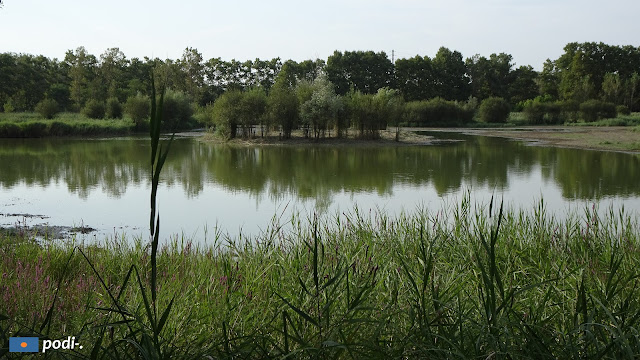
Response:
[[1, 132, 639, 242]]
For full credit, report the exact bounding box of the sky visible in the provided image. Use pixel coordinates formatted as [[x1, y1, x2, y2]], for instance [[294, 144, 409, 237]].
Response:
[[1, 0, 639, 70]]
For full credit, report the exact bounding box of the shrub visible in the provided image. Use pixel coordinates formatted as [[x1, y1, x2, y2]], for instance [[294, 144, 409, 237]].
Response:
[[402, 98, 472, 127], [3, 101, 15, 113], [426, 98, 467, 125], [20, 121, 48, 137], [579, 100, 616, 122], [193, 104, 214, 127], [522, 100, 546, 124], [124, 94, 150, 128], [544, 102, 564, 124], [0, 122, 20, 137], [35, 98, 59, 119], [267, 88, 299, 139], [561, 100, 580, 123], [523, 99, 577, 125], [212, 90, 243, 139], [477, 97, 510, 123], [83, 99, 106, 119], [617, 105, 631, 116], [48, 121, 74, 136], [162, 90, 194, 130], [105, 98, 123, 119]]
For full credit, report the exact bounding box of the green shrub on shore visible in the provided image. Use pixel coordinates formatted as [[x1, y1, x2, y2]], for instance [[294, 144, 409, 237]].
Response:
[[521, 98, 577, 124], [124, 94, 150, 127], [82, 99, 106, 119], [617, 104, 631, 116], [403, 98, 473, 126], [580, 99, 617, 122], [105, 97, 123, 119], [35, 98, 59, 119], [1, 199, 639, 358], [477, 96, 510, 123]]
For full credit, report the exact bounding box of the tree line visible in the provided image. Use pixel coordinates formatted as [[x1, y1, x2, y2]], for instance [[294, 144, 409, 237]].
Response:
[[1, 42, 639, 132]]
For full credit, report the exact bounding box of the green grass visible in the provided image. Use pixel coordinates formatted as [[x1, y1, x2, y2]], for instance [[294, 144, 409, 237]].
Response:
[[0, 112, 137, 137], [568, 113, 640, 127], [1, 199, 639, 359], [467, 112, 640, 128]]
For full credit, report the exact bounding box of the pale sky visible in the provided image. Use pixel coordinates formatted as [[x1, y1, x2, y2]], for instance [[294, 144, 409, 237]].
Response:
[[1, 0, 639, 70]]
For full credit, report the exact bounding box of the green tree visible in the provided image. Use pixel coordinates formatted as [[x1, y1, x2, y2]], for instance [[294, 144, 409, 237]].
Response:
[[179, 47, 205, 104], [238, 87, 267, 138], [394, 55, 435, 101], [99, 47, 128, 101], [268, 66, 299, 139], [538, 59, 559, 99], [553, 42, 640, 102], [326, 50, 393, 95], [0, 53, 58, 111], [602, 72, 624, 104], [375, 88, 404, 140], [0, 53, 15, 109], [123, 57, 152, 99], [65, 46, 98, 110], [558, 49, 595, 102], [212, 89, 243, 139], [466, 53, 513, 101], [300, 73, 343, 139], [346, 91, 376, 138], [346, 88, 402, 139], [289, 59, 325, 83], [46, 83, 71, 111], [508, 65, 539, 104], [162, 90, 194, 130], [626, 72, 640, 111], [433, 47, 470, 101], [248, 57, 281, 90]]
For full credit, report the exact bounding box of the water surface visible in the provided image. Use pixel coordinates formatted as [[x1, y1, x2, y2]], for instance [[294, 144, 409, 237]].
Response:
[[1, 133, 639, 242]]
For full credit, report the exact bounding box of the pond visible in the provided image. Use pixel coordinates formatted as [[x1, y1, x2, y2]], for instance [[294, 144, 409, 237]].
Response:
[[1, 132, 640, 243]]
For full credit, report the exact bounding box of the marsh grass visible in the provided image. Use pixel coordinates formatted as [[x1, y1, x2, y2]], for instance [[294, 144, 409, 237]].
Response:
[[569, 112, 640, 127], [0, 112, 136, 137], [1, 197, 640, 359]]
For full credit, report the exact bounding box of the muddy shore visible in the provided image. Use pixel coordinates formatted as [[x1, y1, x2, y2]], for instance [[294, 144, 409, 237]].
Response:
[[427, 126, 640, 154]]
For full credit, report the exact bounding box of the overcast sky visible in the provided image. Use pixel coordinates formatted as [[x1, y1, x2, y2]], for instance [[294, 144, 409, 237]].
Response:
[[1, 0, 639, 70]]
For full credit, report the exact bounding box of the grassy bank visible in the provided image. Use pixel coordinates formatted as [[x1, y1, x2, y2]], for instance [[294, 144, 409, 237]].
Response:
[[569, 113, 640, 127], [0, 112, 137, 137], [2, 200, 639, 359], [469, 112, 640, 128]]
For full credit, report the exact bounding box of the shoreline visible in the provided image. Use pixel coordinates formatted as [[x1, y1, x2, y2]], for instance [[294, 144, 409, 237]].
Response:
[[425, 126, 640, 154], [199, 128, 440, 147], [200, 126, 640, 154]]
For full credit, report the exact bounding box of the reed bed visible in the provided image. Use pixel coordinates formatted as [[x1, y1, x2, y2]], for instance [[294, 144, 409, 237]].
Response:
[[1, 198, 639, 359], [0, 113, 136, 137]]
